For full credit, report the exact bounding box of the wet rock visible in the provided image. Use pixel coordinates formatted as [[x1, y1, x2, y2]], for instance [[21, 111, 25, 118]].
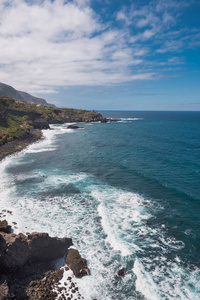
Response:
[[0, 232, 30, 269], [0, 220, 11, 233], [33, 118, 50, 129], [27, 232, 73, 262], [118, 268, 125, 277], [189, 264, 200, 271], [142, 201, 150, 206], [65, 249, 90, 278], [0, 231, 72, 271], [26, 269, 63, 300], [0, 221, 82, 299], [67, 125, 84, 129]]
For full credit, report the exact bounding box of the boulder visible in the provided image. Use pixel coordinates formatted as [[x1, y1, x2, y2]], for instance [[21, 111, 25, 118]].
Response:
[[26, 269, 63, 300], [0, 230, 72, 271], [0, 232, 30, 269], [67, 125, 84, 129], [0, 221, 75, 299], [28, 232, 72, 262], [65, 249, 90, 278], [118, 268, 125, 277], [0, 220, 11, 233]]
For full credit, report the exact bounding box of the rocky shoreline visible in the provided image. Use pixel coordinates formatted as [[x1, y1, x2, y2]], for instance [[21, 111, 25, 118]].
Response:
[[0, 129, 43, 162], [0, 117, 119, 162], [0, 220, 90, 300], [0, 118, 121, 299]]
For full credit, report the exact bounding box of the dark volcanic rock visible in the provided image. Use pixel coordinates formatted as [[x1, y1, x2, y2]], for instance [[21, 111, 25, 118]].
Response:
[[0, 232, 30, 270], [0, 221, 74, 299], [67, 125, 84, 129], [101, 118, 119, 123], [101, 119, 108, 123], [28, 232, 72, 262], [0, 220, 11, 233], [65, 249, 90, 278], [118, 268, 125, 277], [33, 118, 50, 129], [0, 276, 9, 300], [26, 269, 63, 300], [0, 230, 72, 271]]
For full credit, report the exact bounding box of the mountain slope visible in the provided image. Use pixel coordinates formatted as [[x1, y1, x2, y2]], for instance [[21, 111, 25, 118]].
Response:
[[0, 82, 55, 107], [0, 82, 24, 102]]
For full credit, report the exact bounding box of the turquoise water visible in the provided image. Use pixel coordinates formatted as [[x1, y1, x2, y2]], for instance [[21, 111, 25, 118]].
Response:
[[1, 111, 200, 299]]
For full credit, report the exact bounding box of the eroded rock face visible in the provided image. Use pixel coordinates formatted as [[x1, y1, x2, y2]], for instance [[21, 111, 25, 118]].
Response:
[[33, 118, 50, 129], [0, 233, 30, 270], [0, 220, 11, 233], [0, 221, 75, 299], [65, 249, 90, 278], [0, 231, 73, 271], [28, 232, 72, 262]]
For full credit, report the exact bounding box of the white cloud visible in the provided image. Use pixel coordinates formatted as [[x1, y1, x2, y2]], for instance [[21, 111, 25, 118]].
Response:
[[116, 9, 131, 26], [0, 0, 153, 93], [0, 0, 199, 94], [142, 29, 155, 39]]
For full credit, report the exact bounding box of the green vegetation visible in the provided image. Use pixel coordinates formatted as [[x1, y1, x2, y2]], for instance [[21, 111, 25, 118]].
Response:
[[0, 96, 32, 145], [0, 95, 104, 146]]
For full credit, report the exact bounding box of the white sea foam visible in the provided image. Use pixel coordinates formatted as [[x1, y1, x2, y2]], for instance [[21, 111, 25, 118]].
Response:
[[1, 165, 199, 300], [134, 258, 160, 300], [0, 123, 199, 300], [133, 253, 200, 300], [120, 118, 143, 121], [91, 186, 152, 256]]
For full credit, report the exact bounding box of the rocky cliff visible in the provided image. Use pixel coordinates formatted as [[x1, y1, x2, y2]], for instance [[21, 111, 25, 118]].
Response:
[[0, 95, 104, 148], [0, 220, 90, 300]]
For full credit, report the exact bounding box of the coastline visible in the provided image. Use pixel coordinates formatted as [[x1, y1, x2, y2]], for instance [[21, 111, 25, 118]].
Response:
[[0, 129, 43, 162], [0, 128, 90, 300]]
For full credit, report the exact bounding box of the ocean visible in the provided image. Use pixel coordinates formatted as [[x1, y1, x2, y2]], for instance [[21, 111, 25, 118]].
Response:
[[1, 111, 200, 299]]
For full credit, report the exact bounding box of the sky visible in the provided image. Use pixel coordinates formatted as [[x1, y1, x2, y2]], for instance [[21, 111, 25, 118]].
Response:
[[0, 0, 200, 110]]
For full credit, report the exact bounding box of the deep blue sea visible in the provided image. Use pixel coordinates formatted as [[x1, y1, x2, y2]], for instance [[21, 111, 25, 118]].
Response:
[[1, 111, 200, 299]]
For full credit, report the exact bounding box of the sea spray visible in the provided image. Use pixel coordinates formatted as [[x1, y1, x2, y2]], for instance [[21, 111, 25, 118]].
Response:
[[1, 113, 200, 299]]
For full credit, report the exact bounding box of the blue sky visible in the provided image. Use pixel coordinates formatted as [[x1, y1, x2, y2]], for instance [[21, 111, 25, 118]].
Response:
[[0, 0, 200, 110]]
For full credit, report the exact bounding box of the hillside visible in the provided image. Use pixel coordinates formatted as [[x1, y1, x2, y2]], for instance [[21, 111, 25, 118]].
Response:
[[0, 82, 55, 107], [0, 95, 104, 147]]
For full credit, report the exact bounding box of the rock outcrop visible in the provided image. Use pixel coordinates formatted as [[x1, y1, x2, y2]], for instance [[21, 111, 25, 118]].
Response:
[[28, 232, 72, 262], [0, 231, 72, 271], [65, 248, 90, 278], [118, 268, 125, 277], [0, 220, 11, 233], [25, 268, 64, 300], [0, 221, 73, 299], [67, 125, 84, 129], [33, 118, 50, 129]]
